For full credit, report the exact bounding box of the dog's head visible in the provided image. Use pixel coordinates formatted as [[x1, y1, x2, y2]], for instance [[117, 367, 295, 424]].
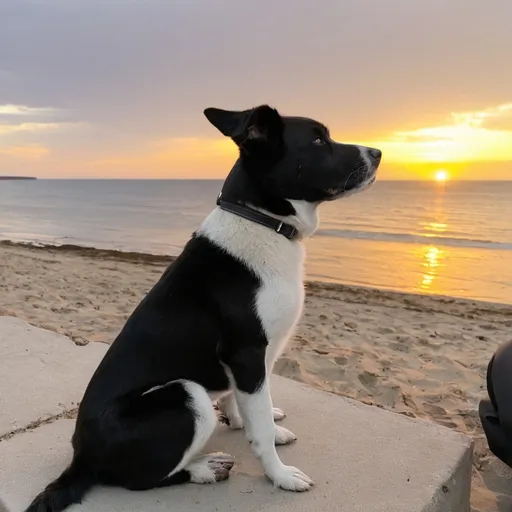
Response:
[[204, 105, 381, 236]]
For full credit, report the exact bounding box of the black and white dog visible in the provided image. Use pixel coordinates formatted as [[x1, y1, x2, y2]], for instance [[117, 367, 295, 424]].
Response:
[[25, 105, 381, 511]]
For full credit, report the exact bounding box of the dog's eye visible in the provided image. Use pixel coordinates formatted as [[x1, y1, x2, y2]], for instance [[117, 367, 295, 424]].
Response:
[[313, 137, 326, 145]]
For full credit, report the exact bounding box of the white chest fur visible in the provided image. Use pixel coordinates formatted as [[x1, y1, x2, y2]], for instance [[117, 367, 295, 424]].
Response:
[[198, 207, 306, 372], [254, 261, 305, 370]]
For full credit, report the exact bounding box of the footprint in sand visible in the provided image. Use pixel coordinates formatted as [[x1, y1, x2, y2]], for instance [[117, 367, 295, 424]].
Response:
[[423, 402, 451, 419], [480, 324, 498, 330], [344, 321, 358, 331], [273, 356, 302, 379], [436, 418, 459, 429], [419, 353, 434, 363], [334, 356, 348, 366], [377, 327, 395, 335], [358, 370, 378, 387], [388, 342, 411, 353]]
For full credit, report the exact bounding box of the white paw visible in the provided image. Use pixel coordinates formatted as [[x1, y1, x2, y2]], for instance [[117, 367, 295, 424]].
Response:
[[228, 414, 244, 429], [275, 425, 297, 445], [267, 465, 314, 492], [273, 407, 286, 421], [187, 452, 235, 484]]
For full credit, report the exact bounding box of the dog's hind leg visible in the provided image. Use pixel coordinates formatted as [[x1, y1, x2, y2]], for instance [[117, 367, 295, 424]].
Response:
[[104, 380, 234, 491], [166, 381, 235, 484], [218, 392, 286, 430]]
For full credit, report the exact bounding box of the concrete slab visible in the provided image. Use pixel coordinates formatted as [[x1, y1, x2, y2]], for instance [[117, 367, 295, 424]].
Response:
[[0, 317, 108, 437], [0, 375, 473, 512]]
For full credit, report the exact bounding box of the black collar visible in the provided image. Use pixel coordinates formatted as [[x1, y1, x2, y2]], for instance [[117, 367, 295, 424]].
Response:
[[216, 193, 298, 240]]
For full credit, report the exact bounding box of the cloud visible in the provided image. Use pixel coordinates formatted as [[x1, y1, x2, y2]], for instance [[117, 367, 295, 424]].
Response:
[[0, 104, 58, 116], [357, 103, 512, 164], [2, 0, 512, 140], [0, 122, 70, 134], [0, 103, 80, 140], [451, 103, 512, 128], [0, 144, 49, 159]]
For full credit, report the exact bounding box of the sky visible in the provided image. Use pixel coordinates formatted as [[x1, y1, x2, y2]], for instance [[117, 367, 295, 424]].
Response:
[[1, 0, 512, 180]]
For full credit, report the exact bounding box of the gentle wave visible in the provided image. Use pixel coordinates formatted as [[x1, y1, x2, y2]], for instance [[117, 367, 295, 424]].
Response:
[[315, 229, 512, 250]]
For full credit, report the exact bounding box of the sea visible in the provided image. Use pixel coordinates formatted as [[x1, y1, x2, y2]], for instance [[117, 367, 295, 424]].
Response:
[[1, 179, 511, 305]]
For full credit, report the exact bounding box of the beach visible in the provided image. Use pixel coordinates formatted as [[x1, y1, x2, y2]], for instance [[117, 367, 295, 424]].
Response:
[[2, 179, 512, 306], [1, 240, 511, 510]]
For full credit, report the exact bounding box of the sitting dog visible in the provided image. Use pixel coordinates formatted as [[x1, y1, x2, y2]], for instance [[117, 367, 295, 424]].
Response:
[[25, 105, 381, 511]]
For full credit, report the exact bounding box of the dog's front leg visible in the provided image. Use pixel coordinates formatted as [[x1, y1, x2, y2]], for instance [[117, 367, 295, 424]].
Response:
[[217, 392, 244, 429], [224, 347, 313, 491]]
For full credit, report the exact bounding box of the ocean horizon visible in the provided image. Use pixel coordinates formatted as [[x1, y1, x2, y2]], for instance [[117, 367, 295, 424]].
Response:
[[1, 179, 511, 305]]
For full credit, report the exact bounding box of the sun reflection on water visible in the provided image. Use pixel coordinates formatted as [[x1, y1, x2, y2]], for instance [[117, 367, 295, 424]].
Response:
[[417, 187, 449, 292], [420, 245, 446, 290]]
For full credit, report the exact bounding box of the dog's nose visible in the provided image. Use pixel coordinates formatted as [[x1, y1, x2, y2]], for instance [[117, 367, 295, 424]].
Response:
[[368, 148, 382, 161]]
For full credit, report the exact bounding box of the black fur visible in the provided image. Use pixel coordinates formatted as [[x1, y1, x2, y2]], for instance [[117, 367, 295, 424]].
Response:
[[24, 234, 266, 511], [24, 456, 95, 512], [25, 105, 381, 511], [206, 105, 381, 216], [479, 342, 512, 468]]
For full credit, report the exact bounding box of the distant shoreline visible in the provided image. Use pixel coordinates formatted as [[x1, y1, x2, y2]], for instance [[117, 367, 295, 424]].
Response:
[[2, 177, 512, 182], [0, 176, 37, 180]]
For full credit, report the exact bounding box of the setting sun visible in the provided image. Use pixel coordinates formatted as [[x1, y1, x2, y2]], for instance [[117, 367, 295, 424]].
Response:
[[434, 170, 449, 182]]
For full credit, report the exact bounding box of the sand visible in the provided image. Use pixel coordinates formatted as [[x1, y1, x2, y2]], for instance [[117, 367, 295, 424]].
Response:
[[1, 240, 512, 511]]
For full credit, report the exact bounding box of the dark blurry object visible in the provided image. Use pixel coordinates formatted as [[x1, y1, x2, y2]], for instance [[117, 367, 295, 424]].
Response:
[[479, 340, 512, 468]]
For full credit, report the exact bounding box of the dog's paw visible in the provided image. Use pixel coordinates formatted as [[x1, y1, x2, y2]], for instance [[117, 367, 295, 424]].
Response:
[[218, 413, 244, 430], [267, 465, 314, 492], [275, 425, 297, 445], [227, 414, 244, 429], [273, 407, 286, 421], [187, 453, 235, 484]]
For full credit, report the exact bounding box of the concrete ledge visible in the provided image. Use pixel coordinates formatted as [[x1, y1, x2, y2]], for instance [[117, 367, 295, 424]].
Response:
[[0, 319, 473, 511], [0, 317, 107, 437]]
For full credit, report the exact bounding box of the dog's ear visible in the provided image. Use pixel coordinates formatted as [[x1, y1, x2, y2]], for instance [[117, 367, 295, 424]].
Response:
[[203, 105, 284, 151], [242, 105, 284, 149], [203, 107, 250, 139]]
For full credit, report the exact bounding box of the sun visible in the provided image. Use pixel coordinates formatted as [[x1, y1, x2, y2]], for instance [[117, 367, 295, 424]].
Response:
[[434, 169, 450, 182]]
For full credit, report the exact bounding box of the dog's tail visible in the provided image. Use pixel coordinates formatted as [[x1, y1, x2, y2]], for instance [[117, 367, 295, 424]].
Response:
[[24, 455, 95, 512]]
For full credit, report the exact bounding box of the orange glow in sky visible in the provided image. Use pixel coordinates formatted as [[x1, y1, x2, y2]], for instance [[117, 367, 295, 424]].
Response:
[[348, 103, 512, 181], [2, 102, 512, 180]]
